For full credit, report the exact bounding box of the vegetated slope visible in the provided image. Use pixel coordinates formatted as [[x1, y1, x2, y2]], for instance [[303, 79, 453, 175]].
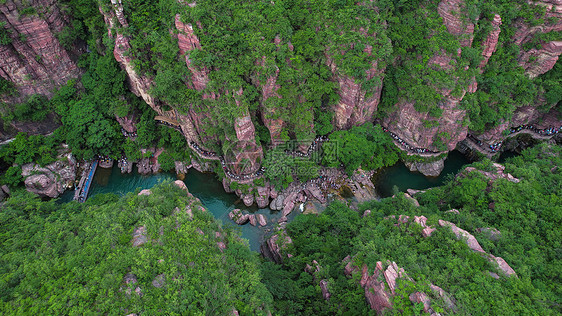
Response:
[[0, 182, 272, 315], [263, 143, 561, 314], [2, 0, 560, 159]]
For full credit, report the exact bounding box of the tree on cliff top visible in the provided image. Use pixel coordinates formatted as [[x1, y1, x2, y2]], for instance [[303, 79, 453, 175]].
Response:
[[322, 123, 398, 174]]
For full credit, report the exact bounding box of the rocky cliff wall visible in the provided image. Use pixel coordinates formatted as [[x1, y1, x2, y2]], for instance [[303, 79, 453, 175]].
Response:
[[383, 0, 474, 153], [515, 0, 562, 78], [0, 0, 82, 102], [326, 45, 385, 130]]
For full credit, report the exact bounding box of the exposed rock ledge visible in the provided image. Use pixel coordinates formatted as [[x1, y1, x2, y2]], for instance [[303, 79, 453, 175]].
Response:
[[343, 257, 448, 315], [404, 157, 446, 177], [386, 213, 516, 277], [22, 152, 76, 198]]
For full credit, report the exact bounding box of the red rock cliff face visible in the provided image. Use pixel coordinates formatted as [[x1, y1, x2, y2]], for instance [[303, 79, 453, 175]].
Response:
[[383, 0, 473, 152], [253, 39, 287, 146], [101, 0, 157, 111], [476, 1, 562, 142], [515, 0, 562, 78], [0, 0, 82, 103], [103, 3, 263, 167], [479, 14, 502, 70], [327, 44, 385, 130]]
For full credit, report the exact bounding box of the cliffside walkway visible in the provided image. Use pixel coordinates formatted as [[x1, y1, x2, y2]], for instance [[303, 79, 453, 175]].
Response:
[[75, 159, 98, 203], [380, 126, 444, 158], [506, 125, 561, 140], [157, 117, 328, 182], [465, 125, 561, 157]]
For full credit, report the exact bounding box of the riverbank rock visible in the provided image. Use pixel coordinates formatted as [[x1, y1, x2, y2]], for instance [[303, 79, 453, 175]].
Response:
[[137, 148, 163, 174], [222, 178, 234, 193], [174, 161, 191, 175], [406, 188, 426, 196], [22, 153, 76, 198], [138, 189, 152, 196], [228, 209, 249, 225], [404, 193, 420, 207], [174, 180, 188, 191], [118, 159, 133, 173], [99, 159, 114, 169], [270, 194, 284, 210], [404, 158, 446, 177], [242, 194, 254, 207]]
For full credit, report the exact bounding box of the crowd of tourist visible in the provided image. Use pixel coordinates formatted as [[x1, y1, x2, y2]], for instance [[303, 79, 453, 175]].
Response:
[[118, 156, 130, 172], [509, 124, 562, 136], [381, 127, 438, 154], [77, 160, 98, 203], [97, 155, 112, 165], [285, 135, 329, 157], [156, 119, 182, 131], [121, 128, 137, 138], [189, 141, 218, 158]]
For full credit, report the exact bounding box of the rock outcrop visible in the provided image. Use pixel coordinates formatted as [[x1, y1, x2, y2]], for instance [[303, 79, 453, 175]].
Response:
[[228, 208, 249, 225], [514, 0, 562, 78], [385, 214, 517, 278], [479, 14, 502, 70], [438, 220, 517, 277], [463, 162, 520, 183], [262, 226, 293, 264], [0, 0, 82, 103], [132, 226, 148, 247], [21, 152, 76, 198], [383, 0, 475, 154], [344, 258, 444, 315], [404, 157, 446, 177]]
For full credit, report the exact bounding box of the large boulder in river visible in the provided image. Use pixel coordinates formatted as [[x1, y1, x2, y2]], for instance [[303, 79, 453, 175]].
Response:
[[242, 194, 254, 207], [22, 153, 76, 198], [228, 209, 249, 225], [270, 194, 284, 210], [255, 186, 270, 208], [248, 214, 257, 226], [404, 157, 446, 177], [256, 214, 267, 226]]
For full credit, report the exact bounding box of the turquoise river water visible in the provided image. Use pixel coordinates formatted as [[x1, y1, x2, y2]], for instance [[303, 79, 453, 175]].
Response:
[[60, 151, 471, 251], [60, 166, 293, 251]]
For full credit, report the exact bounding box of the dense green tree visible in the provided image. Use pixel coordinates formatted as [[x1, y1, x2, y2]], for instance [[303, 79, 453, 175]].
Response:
[[0, 183, 273, 314]]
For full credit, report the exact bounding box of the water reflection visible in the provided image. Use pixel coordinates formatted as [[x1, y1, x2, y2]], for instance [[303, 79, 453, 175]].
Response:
[[374, 151, 470, 198]]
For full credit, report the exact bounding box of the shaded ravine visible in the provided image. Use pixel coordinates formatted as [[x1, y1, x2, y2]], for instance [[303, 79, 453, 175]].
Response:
[[58, 151, 473, 249], [374, 150, 471, 198]]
